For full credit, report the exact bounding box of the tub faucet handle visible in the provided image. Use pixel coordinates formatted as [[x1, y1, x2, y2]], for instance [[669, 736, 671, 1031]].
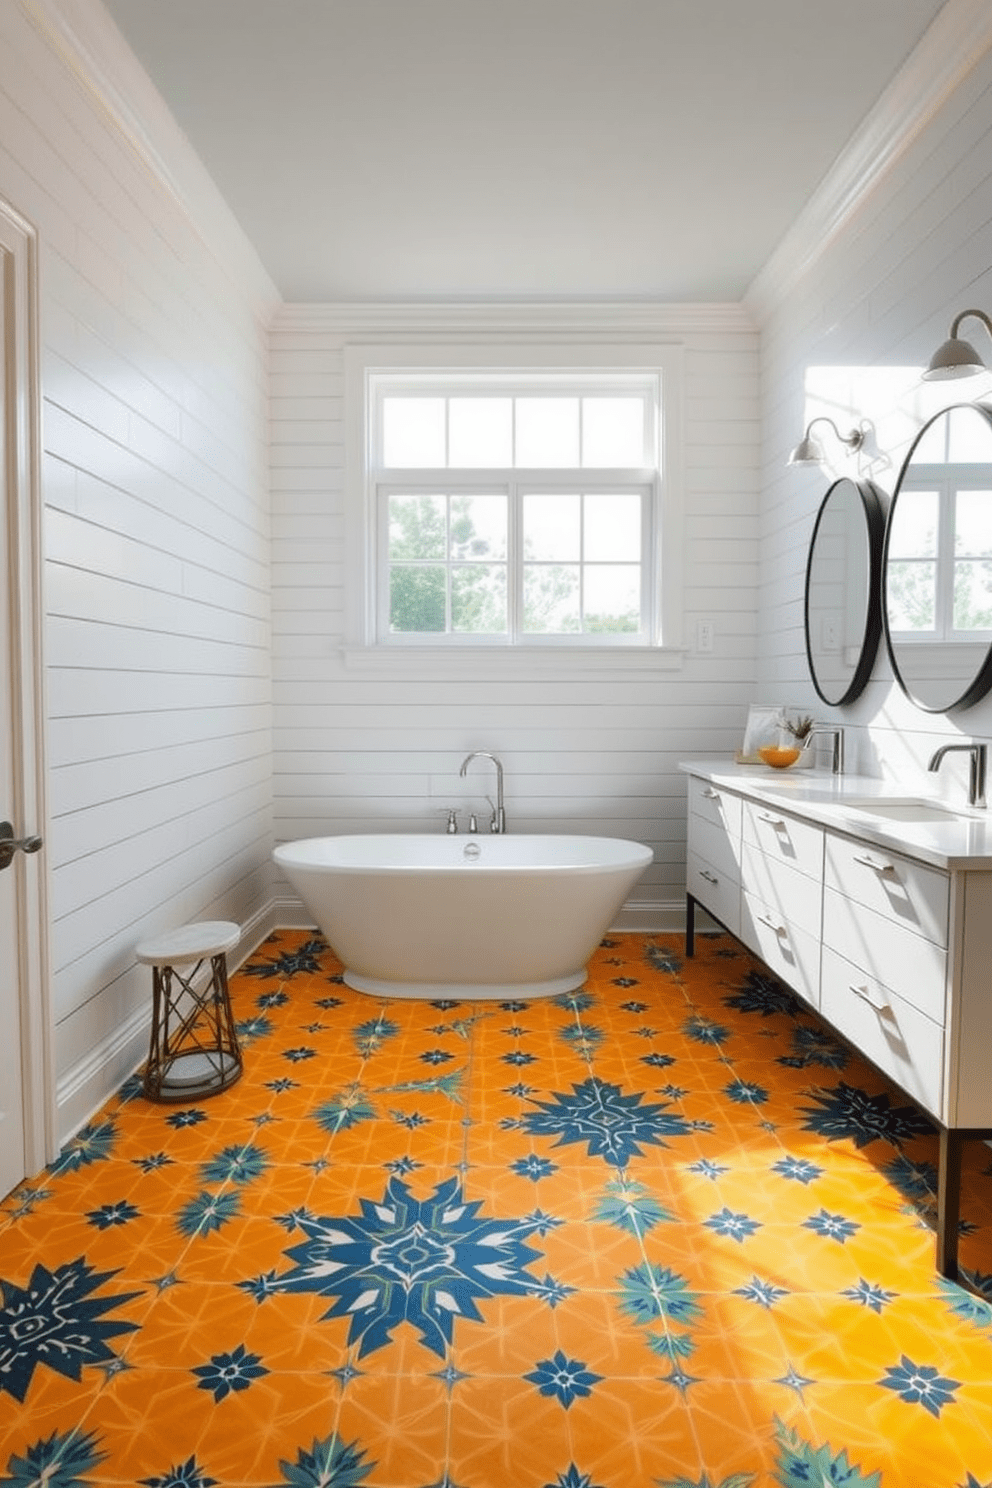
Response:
[[445, 809, 459, 834]]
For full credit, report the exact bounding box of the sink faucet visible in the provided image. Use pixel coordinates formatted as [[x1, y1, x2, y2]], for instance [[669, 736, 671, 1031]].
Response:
[[803, 726, 845, 775], [459, 751, 506, 833], [928, 742, 987, 808]]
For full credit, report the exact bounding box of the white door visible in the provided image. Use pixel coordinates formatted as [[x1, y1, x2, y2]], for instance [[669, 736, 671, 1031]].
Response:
[[0, 198, 53, 1197], [0, 270, 28, 1195]]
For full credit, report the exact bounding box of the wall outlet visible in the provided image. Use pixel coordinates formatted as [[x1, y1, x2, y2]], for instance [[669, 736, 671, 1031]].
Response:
[[696, 619, 714, 654]]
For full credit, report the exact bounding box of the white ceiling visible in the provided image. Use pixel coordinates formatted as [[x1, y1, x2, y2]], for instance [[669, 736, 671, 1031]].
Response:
[[102, 0, 950, 304]]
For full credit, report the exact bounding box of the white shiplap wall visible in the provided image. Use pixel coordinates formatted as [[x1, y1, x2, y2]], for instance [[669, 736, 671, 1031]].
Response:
[[749, 17, 992, 804], [0, 0, 280, 1139], [270, 307, 760, 925]]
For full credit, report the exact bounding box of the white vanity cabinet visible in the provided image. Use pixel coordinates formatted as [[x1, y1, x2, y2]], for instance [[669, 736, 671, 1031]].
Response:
[[739, 800, 824, 1009], [681, 761, 992, 1282], [685, 775, 742, 936], [820, 837, 948, 1118]]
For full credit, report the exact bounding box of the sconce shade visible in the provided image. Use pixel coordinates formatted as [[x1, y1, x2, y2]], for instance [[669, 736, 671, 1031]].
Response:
[[787, 417, 864, 467], [923, 310, 992, 381], [788, 433, 824, 465]]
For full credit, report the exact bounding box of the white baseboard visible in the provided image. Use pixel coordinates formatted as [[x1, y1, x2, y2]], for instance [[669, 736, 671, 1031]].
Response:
[[612, 900, 686, 933]]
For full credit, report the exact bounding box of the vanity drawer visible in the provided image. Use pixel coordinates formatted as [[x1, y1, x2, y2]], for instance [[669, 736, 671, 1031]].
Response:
[[687, 848, 740, 935], [741, 888, 820, 1008], [688, 811, 743, 883], [741, 840, 822, 938], [822, 885, 946, 1025], [688, 776, 743, 837], [820, 945, 944, 1120], [824, 833, 949, 948], [743, 801, 825, 881]]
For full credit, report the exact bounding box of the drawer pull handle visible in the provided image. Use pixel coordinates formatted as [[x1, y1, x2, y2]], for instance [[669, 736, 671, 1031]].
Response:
[[850, 982, 893, 1017], [702, 788, 721, 799], [699, 869, 719, 885], [758, 812, 786, 827], [852, 852, 896, 876], [757, 912, 786, 936]]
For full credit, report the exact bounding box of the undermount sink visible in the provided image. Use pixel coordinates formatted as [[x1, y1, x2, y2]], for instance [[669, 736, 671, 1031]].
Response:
[[840, 797, 975, 824]]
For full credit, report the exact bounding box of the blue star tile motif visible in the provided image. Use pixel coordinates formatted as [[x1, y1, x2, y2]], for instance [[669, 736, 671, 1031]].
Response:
[[256, 990, 289, 1009], [520, 1076, 694, 1168], [243, 938, 326, 978], [842, 1278, 897, 1314], [525, 1349, 602, 1409], [0, 1259, 140, 1402], [734, 1276, 788, 1309], [47, 1118, 117, 1177], [3, 1429, 105, 1487], [543, 1466, 606, 1488], [771, 1155, 822, 1185], [800, 1082, 934, 1149], [878, 1355, 960, 1417], [176, 1190, 241, 1239], [199, 1144, 269, 1186], [704, 1207, 761, 1243], [236, 1015, 274, 1043], [192, 1342, 269, 1402], [687, 1158, 727, 1179], [420, 1049, 454, 1065], [269, 1175, 543, 1358], [384, 1156, 421, 1175], [724, 1078, 769, 1105], [274, 1432, 375, 1486], [682, 1015, 731, 1046], [140, 1454, 219, 1487], [803, 1209, 860, 1243], [502, 1050, 538, 1066], [724, 968, 800, 1017], [774, 1364, 817, 1398], [510, 1154, 559, 1182], [132, 1152, 174, 1173], [85, 1200, 140, 1229]]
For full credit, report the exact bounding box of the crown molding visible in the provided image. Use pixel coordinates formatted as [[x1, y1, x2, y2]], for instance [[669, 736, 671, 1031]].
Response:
[[271, 300, 757, 342], [745, 0, 992, 324], [19, 0, 279, 321]]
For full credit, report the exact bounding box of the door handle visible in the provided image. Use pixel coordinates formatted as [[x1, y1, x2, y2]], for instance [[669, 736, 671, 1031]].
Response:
[[0, 820, 43, 872]]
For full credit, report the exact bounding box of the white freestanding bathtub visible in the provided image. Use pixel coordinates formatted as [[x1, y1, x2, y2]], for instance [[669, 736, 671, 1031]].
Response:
[[272, 833, 652, 998]]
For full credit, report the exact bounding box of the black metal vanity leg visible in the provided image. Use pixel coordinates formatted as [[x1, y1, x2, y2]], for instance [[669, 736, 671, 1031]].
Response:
[[937, 1127, 963, 1280], [686, 894, 696, 957]]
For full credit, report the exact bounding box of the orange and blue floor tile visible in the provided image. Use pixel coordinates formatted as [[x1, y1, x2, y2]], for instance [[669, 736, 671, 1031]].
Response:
[[2, 930, 992, 1485]]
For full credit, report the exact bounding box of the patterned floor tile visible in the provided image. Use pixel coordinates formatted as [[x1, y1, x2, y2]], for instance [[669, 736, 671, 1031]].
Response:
[[4, 928, 992, 1488]]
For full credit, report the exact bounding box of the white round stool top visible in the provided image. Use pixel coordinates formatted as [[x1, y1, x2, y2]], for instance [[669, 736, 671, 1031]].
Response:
[[136, 920, 240, 967]]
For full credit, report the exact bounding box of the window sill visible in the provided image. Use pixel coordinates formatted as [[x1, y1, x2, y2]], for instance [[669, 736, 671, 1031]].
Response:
[[339, 645, 686, 679]]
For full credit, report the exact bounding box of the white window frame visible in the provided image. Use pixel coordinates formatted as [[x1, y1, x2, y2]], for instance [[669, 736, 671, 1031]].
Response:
[[888, 465, 992, 643], [343, 341, 685, 674]]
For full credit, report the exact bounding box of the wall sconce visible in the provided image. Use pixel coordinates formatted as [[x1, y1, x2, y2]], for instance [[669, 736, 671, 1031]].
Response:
[[923, 308, 992, 380], [787, 417, 865, 467]]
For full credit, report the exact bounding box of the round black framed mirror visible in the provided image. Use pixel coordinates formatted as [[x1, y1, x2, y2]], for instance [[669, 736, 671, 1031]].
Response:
[[883, 402, 992, 713], [804, 477, 887, 706]]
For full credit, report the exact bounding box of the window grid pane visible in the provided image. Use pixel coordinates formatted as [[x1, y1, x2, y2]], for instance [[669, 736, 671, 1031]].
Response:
[[373, 372, 660, 645], [379, 390, 653, 472]]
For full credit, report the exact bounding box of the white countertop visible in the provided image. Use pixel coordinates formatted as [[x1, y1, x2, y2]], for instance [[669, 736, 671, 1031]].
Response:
[[679, 760, 992, 871]]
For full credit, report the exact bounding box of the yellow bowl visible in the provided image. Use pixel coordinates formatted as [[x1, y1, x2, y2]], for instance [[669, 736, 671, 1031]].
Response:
[[759, 745, 801, 769]]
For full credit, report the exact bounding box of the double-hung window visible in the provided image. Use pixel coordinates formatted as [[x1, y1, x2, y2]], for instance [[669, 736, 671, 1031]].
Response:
[[345, 345, 682, 660]]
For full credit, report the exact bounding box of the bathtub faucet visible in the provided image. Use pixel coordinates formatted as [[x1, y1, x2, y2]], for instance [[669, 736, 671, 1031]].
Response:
[[459, 751, 506, 833]]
